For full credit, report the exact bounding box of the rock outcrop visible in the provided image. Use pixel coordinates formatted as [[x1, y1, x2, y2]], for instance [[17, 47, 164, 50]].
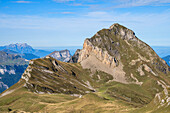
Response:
[[75, 23, 170, 84], [69, 49, 81, 63], [78, 39, 118, 68], [47, 49, 72, 62]]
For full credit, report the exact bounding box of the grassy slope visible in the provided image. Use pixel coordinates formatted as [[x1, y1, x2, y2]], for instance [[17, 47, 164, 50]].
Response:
[[0, 80, 76, 112], [0, 76, 168, 113], [0, 81, 135, 113], [0, 57, 169, 112], [1, 78, 167, 113], [22, 57, 95, 94], [132, 87, 170, 113]]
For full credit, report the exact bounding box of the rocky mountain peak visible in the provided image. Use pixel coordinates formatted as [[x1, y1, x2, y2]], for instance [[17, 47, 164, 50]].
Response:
[[8, 43, 32, 48], [109, 23, 136, 41], [3, 43, 34, 54], [76, 23, 169, 84], [69, 49, 81, 63], [47, 49, 72, 62], [109, 23, 120, 29]]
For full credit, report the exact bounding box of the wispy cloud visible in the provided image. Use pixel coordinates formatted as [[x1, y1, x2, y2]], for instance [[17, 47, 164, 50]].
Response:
[[114, 0, 170, 8], [0, 11, 169, 30], [85, 11, 110, 18], [63, 11, 75, 14], [53, 0, 75, 3], [48, 12, 75, 14], [12, 1, 33, 3], [70, 3, 83, 6], [0, 10, 170, 46]]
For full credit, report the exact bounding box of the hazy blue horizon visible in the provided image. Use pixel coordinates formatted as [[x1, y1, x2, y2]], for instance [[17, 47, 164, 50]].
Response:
[[1, 42, 170, 57], [34, 46, 82, 55], [35, 45, 170, 58]]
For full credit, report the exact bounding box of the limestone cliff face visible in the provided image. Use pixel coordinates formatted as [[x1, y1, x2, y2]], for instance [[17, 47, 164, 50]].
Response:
[[78, 39, 118, 68], [76, 23, 170, 84], [77, 23, 139, 67]]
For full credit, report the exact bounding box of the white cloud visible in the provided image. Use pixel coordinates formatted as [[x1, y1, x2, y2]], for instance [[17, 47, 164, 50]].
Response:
[[61, 12, 75, 14], [86, 11, 109, 18], [53, 0, 75, 3], [0, 10, 170, 46], [114, 0, 170, 8], [12, 1, 33, 3], [48, 11, 75, 14], [70, 3, 83, 6], [0, 11, 169, 30]]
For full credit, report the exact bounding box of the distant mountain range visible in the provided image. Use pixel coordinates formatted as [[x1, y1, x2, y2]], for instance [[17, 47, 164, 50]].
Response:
[[0, 51, 28, 93], [0, 51, 28, 65], [0, 44, 73, 93], [0, 43, 75, 62], [0, 43, 51, 58], [1, 49, 39, 60], [0, 43, 34, 54], [1, 49, 18, 55], [34, 46, 82, 56]]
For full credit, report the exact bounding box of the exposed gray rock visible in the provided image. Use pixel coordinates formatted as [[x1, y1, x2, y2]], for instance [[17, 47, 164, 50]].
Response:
[[47, 49, 72, 62], [69, 49, 81, 63]]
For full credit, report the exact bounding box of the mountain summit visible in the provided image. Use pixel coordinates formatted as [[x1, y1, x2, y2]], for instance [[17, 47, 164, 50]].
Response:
[[0, 23, 169, 113], [0, 43, 34, 54], [75, 23, 169, 83], [0, 43, 51, 57]]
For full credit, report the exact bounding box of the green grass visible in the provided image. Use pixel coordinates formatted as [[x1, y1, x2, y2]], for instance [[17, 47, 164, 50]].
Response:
[[0, 86, 76, 112]]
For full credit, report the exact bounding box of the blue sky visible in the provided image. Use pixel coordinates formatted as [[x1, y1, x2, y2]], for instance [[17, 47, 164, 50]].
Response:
[[0, 0, 170, 47]]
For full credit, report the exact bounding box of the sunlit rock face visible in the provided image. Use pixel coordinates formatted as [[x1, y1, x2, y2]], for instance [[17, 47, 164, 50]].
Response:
[[75, 23, 169, 84], [47, 50, 72, 62]]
